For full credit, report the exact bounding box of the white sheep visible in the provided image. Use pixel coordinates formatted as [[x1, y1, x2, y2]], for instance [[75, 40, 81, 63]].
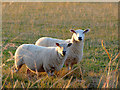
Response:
[[35, 29, 90, 70], [14, 43, 72, 76]]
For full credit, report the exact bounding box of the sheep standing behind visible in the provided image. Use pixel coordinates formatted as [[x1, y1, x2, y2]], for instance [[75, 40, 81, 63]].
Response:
[[35, 29, 90, 70], [14, 43, 72, 76]]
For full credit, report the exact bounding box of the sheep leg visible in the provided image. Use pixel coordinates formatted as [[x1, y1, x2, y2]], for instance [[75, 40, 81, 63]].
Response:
[[44, 67, 51, 76], [50, 67, 55, 76]]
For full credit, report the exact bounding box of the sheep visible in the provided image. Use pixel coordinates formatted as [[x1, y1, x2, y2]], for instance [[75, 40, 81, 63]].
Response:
[[35, 29, 90, 70], [14, 42, 72, 76]]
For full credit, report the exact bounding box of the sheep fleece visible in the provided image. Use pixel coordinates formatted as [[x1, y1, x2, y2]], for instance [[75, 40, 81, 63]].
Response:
[[15, 44, 67, 72]]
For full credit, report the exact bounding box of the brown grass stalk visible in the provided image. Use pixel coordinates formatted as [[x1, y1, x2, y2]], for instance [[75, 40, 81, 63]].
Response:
[[65, 75, 73, 88], [111, 52, 120, 63], [98, 40, 119, 88], [116, 75, 119, 88], [13, 79, 18, 88], [68, 79, 79, 88], [10, 33, 24, 42], [1, 72, 10, 89], [5, 51, 14, 62], [29, 76, 46, 88], [21, 81, 25, 88], [97, 75, 104, 88], [101, 40, 111, 61], [102, 40, 112, 88], [78, 64, 83, 80], [27, 80, 31, 88]]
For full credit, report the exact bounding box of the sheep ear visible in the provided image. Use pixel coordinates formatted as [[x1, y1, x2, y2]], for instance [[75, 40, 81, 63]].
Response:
[[70, 29, 76, 34], [67, 43, 72, 47], [56, 43, 60, 47], [83, 29, 90, 34]]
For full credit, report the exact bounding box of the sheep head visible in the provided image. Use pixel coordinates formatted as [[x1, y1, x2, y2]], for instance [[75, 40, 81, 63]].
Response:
[[56, 43, 72, 56], [70, 29, 90, 42]]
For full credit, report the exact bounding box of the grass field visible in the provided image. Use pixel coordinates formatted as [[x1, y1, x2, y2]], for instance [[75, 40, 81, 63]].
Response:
[[2, 2, 119, 88]]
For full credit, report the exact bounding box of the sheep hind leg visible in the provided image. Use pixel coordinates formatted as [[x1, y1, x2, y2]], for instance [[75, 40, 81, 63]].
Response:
[[50, 67, 55, 76], [44, 68, 51, 76]]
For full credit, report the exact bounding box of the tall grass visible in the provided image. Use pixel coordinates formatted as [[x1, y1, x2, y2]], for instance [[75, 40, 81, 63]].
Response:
[[97, 40, 119, 88]]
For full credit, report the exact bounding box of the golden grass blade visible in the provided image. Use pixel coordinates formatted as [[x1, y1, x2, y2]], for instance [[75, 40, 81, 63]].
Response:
[[10, 65, 15, 79], [50, 67, 78, 88], [69, 79, 79, 88], [21, 81, 25, 88], [2, 43, 17, 51], [63, 83, 66, 88], [101, 40, 112, 88], [29, 77, 44, 88], [97, 75, 103, 88], [65, 75, 73, 88], [106, 79, 109, 88], [78, 64, 83, 80], [101, 40, 111, 61], [116, 75, 119, 88], [115, 61, 119, 88], [111, 52, 120, 62], [27, 80, 31, 88], [13, 79, 18, 88], [1, 72, 10, 89], [0, 63, 6, 68], [10, 33, 24, 42], [102, 82, 106, 88], [6, 59, 14, 62], [8, 51, 13, 59], [5, 51, 14, 62]]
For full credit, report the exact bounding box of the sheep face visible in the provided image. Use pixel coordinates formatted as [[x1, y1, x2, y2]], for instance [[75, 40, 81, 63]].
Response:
[[56, 43, 72, 56], [71, 29, 90, 42]]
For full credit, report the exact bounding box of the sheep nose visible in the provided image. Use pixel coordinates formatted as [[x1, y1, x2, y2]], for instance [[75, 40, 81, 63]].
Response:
[[63, 51, 66, 56], [78, 37, 82, 40]]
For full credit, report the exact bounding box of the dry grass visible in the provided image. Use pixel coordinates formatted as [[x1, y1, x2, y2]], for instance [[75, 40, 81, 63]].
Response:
[[2, 2, 119, 88]]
